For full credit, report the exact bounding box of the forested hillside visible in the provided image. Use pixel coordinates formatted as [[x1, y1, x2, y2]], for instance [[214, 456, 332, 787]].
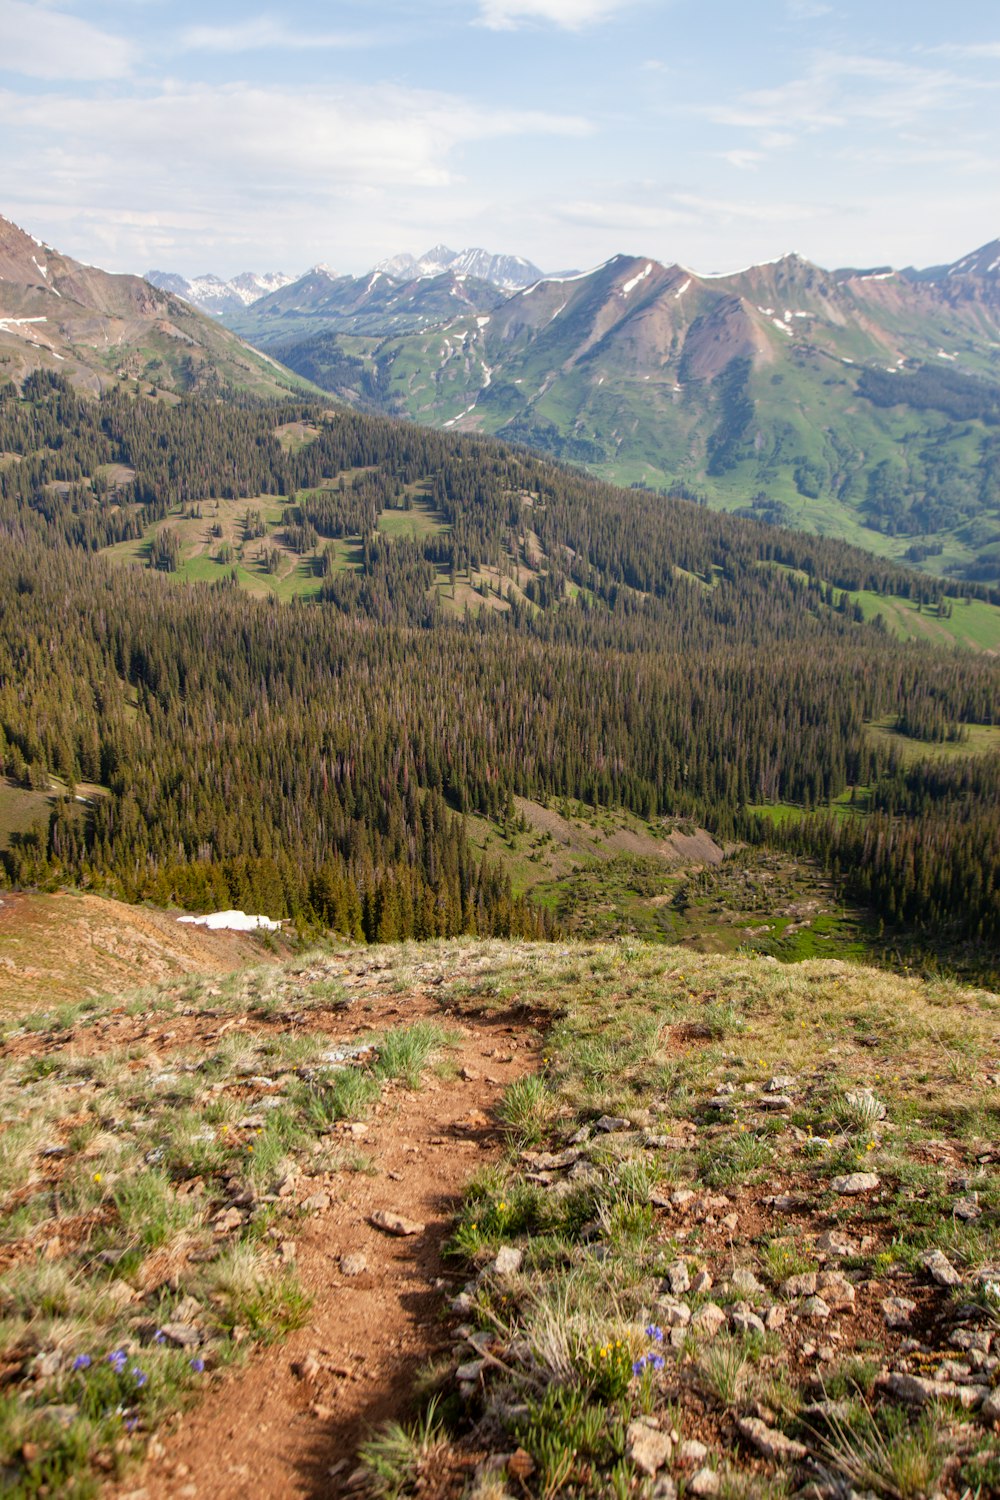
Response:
[[1, 375, 998, 969]]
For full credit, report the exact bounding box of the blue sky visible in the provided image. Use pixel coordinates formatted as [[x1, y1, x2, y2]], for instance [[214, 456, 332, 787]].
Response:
[[2, 0, 999, 278]]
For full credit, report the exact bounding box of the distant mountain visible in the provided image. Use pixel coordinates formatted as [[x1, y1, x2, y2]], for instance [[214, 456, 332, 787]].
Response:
[[235, 242, 1000, 584], [375, 245, 543, 291], [225, 265, 506, 344], [145, 268, 295, 317], [0, 215, 315, 398]]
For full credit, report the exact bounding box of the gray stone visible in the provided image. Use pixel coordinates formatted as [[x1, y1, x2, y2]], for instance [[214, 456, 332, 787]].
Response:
[[159, 1322, 202, 1348], [679, 1440, 708, 1465], [801, 1295, 832, 1320], [954, 1197, 982, 1221], [830, 1172, 880, 1195], [765, 1304, 786, 1330], [626, 1419, 672, 1476], [731, 1268, 764, 1296], [817, 1272, 856, 1309], [882, 1296, 916, 1329], [664, 1260, 691, 1295], [655, 1299, 691, 1327], [815, 1229, 857, 1258], [688, 1469, 720, 1497], [671, 1188, 697, 1207], [491, 1246, 523, 1276], [982, 1387, 1000, 1424], [691, 1303, 727, 1338], [736, 1416, 807, 1462], [729, 1302, 766, 1337], [757, 1095, 793, 1111], [369, 1210, 424, 1237], [690, 1269, 713, 1294], [594, 1115, 631, 1133], [455, 1359, 486, 1383], [921, 1249, 961, 1288], [300, 1191, 330, 1213], [781, 1272, 818, 1299], [340, 1253, 367, 1276]]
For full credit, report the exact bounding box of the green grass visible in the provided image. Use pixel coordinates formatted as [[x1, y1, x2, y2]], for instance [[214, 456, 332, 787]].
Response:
[[854, 591, 1000, 651]]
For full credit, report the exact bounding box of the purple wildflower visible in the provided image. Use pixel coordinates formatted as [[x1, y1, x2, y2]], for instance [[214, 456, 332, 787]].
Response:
[[189, 1357, 205, 1373], [650, 1354, 665, 1371], [72, 1354, 92, 1371], [107, 1349, 128, 1371], [132, 1368, 148, 1387], [645, 1324, 664, 1342], [152, 1329, 166, 1344], [632, 1357, 647, 1375]]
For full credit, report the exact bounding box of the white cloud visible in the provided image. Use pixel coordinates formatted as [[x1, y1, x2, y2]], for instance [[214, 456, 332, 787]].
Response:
[[477, 0, 634, 30], [0, 0, 135, 79], [179, 17, 374, 53], [785, 0, 832, 18], [701, 50, 991, 148], [0, 79, 590, 273]]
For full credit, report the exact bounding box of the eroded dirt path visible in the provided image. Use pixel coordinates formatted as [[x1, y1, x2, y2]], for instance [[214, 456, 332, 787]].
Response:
[[115, 997, 534, 1500]]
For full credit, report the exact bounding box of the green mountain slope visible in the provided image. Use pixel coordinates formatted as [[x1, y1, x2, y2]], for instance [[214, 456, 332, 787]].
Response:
[[238, 246, 1000, 583]]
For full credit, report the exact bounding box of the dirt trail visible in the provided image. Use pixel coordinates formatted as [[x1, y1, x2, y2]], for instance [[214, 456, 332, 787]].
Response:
[[114, 996, 533, 1500]]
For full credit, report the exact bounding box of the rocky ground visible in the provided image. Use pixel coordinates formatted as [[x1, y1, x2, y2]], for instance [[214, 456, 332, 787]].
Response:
[[0, 938, 997, 1498]]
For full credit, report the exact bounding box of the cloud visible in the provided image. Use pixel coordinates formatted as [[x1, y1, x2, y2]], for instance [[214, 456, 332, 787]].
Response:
[[179, 17, 375, 53], [0, 0, 135, 79], [700, 50, 992, 149], [0, 79, 590, 271], [785, 0, 832, 18], [477, 0, 635, 30]]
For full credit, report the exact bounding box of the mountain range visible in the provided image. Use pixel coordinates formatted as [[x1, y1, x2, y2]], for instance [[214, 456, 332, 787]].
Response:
[[144, 268, 296, 318], [221, 241, 1000, 584], [6, 207, 1000, 583], [0, 215, 313, 399], [144, 245, 543, 320]]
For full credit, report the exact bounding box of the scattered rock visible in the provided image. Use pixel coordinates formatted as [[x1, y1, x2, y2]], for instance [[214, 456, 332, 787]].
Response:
[[830, 1172, 880, 1195], [664, 1260, 691, 1295], [461, 1067, 479, 1081], [736, 1416, 807, 1462], [982, 1387, 1000, 1424], [211, 1207, 244, 1233], [158, 1323, 201, 1349], [679, 1440, 708, 1465], [689, 1468, 720, 1497], [626, 1419, 673, 1476], [340, 1253, 367, 1277], [729, 1302, 765, 1337], [691, 1303, 727, 1338], [690, 1269, 713, 1294], [801, 1296, 832, 1321], [817, 1272, 855, 1309], [655, 1300, 691, 1328], [491, 1246, 523, 1276], [815, 1229, 857, 1258], [594, 1115, 631, 1133], [291, 1353, 321, 1382], [300, 1191, 330, 1213], [764, 1305, 786, 1331], [369, 1210, 424, 1237], [456, 1359, 486, 1383], [781, 1272, 818, 1299], [921, 1248, 962, 1288], [882, 1296, 916, 1329], [731, 1268, 763, 1296], [757, 1095, 793, 1111], [954, 1197, 982, 1221]]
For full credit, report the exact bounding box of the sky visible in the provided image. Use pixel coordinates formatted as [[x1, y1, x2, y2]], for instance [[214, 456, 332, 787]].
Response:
[[1, 0, 999, 280]]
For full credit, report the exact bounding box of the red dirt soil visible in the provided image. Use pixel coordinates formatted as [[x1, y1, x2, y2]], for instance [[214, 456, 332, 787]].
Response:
[[109, 992, 534, 1500]]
